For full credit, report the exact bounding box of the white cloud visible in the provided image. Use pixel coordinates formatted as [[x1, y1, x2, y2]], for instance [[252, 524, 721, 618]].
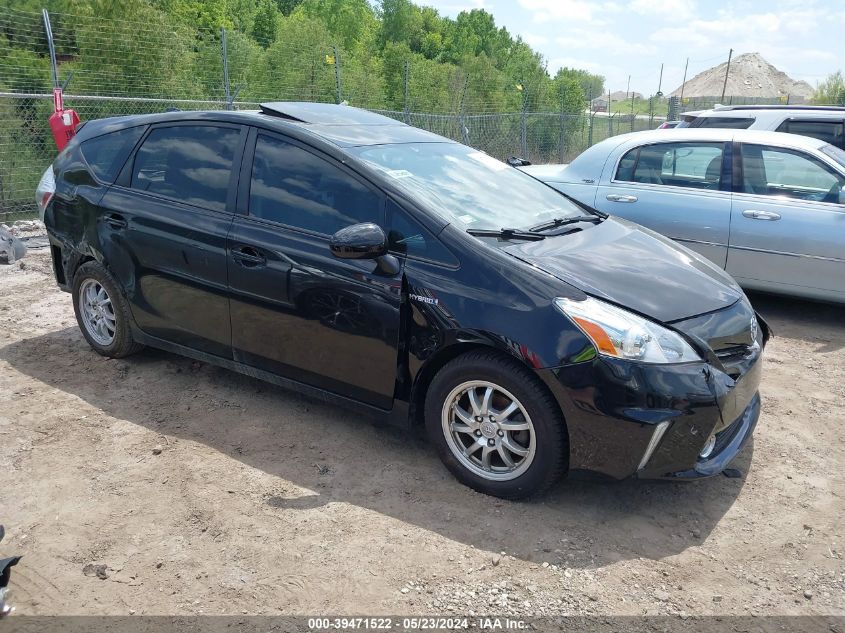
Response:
[[555, 30, 657, 57], [522, 32, 550, 47], [628, 0, 696, 19], [517, 0, 620, 23]]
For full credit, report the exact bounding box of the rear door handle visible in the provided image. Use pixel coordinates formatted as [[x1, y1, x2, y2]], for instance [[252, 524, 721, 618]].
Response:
[[232, 245, 266, 268], [606, 194, 638, 203], [103, 213, 127, 229], [742, 210, 781, 221]]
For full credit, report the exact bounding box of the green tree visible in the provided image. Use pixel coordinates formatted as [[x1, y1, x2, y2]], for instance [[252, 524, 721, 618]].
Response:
[[813, 71, 845, 105], [251, 0, 279, 48]]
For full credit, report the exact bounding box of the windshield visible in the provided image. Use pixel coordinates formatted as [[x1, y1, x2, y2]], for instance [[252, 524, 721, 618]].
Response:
[[820, 144, 845, 170], [350, 143, 584, 230]]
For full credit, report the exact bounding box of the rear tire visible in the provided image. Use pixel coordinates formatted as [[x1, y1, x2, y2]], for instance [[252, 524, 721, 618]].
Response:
[[425, 349, 567, 500], [72, 261, 143, 358]]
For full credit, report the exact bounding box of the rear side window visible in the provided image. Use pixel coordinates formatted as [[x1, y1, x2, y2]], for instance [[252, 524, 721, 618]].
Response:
[[689, 116, 755, 129], [249, 134, 381, 235], [616, 142, 725, 190], [130, 125, 240, 211], [776, 119, 845, 149], [80, 126, 146, 183]]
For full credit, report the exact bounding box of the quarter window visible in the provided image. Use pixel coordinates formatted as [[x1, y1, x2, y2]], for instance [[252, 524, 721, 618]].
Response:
[[387, 200, 455, 264], [741, 144, 845, 203], [775, 120, 845, 150], [81, 126, 146, 183], [130, 125, 240, 211], [616, 143, 725, 190], [249, 134, 381, 235]]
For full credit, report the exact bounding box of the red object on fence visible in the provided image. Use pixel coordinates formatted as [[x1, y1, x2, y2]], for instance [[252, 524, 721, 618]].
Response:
[[48, 87, 80, 152]]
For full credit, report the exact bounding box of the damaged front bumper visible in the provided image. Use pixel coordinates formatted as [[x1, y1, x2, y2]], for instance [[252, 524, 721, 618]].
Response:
[[538, 325, 765, 481]]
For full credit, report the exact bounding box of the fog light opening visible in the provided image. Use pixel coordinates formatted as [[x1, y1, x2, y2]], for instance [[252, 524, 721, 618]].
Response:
[[699, 434, 717, 460]]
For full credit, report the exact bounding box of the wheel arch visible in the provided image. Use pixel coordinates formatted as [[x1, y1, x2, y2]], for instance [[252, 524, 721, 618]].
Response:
[[408, 336, 568, 441]]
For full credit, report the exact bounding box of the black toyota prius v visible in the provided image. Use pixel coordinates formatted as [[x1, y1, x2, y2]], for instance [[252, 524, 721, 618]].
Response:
[[42, 102, 769, 499]]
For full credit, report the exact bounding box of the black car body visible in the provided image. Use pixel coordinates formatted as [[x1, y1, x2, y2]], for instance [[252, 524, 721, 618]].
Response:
[[43, 102, 769, 499]]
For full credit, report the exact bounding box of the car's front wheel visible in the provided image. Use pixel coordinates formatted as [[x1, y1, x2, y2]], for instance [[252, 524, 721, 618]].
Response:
[[72, 261, 143, 358], [425, 350, 567, 499]]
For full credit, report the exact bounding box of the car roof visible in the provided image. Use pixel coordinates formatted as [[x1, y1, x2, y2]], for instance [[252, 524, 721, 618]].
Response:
[[606, 127, 829, 148], [75, 102, 452, 148], [689, 106, 845, 122]]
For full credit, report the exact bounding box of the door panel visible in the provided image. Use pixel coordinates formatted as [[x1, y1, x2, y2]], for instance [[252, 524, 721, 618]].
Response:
[[227, 130, 402, 409], [99, 188, 234, 356], [98, 123, 244, 357], [227, 219, 403, 408], [727, 144, 845, 298], [596, 141, 731, 267], [727, 193, 845, 297]]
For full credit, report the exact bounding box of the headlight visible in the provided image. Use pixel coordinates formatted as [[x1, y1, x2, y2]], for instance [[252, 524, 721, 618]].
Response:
[[554, 296, 701, 364]]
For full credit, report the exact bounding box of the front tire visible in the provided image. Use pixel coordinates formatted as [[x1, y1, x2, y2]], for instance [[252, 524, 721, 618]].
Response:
[[425, 350, 567, 499], [72, 261, 143, 358]]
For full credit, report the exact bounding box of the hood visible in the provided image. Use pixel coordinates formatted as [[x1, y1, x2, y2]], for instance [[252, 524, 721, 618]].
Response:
[[503, 218, 742, 323]]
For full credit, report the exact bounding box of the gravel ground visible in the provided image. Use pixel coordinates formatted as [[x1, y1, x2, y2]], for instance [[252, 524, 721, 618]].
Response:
[[0, 249, 843, 617]]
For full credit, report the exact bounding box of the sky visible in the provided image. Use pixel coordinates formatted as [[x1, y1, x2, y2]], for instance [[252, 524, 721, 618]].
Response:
[[419, 0, 843, 96]]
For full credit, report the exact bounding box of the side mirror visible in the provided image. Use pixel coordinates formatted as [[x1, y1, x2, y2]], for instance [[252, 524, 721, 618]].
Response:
[[839, 188, 845, 205], [330, 223, 387, 260]]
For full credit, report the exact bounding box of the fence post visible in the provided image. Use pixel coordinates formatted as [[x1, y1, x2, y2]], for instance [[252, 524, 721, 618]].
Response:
[[403, 60, 410, 123], [458, 73, 470, 145], [42, 9, 59, 90], [520, 85, 528, 159], [558, 88, 566, 163], [333, 45, 343, 104], [221, 27, 232, 110]]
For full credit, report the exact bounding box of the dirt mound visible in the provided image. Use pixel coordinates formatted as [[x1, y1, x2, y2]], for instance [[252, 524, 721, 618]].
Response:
[[670, 52, 813, 99]]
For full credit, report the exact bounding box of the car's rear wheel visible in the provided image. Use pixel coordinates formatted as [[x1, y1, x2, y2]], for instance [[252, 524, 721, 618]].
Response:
[[425, 350, 567, 499], [72, 261, 143, 358]]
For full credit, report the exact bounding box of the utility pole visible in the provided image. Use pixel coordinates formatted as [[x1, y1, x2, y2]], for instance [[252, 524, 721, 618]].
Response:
[[657, 63, 664, 97], [679, 57, 689, 103], [221, 27, 231, 109], [626, 75, 630, 101], [720, 48, 733, 102]]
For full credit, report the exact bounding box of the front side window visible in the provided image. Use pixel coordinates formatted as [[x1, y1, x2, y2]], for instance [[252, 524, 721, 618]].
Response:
[[741, 144, 845, 203], [776, 120, 845, 149], [616, 142, 725, 190], [249, 134, 381, 235], [130, 125, 240, 211]]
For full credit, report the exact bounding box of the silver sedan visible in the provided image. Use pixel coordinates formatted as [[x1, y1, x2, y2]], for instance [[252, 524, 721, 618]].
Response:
[[523, 128, 845, 303]]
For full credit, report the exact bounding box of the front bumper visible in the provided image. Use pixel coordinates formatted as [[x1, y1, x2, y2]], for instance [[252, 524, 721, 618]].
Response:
[[537, 339, 764, 480]]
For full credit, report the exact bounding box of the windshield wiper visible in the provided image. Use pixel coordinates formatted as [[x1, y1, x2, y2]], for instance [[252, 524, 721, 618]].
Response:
[[466, 227, 546, 241], [529, 215, 603, 233]]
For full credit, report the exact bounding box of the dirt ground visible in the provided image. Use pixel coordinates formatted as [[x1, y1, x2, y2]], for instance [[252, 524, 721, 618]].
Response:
[[0, 249, 842, 617]]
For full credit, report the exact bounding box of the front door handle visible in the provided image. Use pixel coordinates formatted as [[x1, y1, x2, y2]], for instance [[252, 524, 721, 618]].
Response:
[[232, 245, 266, 268], [742, 210, 781, 221], [103, 213, 127, 230], [606, 194, 638, 203]]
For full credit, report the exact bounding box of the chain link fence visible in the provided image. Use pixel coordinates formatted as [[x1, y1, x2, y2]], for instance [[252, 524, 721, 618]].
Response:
[[0, 6, 658, 219]]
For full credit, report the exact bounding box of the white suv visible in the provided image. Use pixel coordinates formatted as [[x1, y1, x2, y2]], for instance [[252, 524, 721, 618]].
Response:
[[685, 105, 845, 149]]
